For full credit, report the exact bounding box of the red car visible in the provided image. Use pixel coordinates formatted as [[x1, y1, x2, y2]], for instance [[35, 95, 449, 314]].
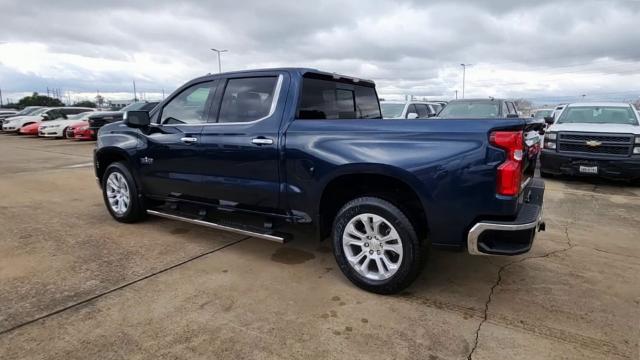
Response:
[[19, 121, 42, 135], [67, 121, 94, 140]]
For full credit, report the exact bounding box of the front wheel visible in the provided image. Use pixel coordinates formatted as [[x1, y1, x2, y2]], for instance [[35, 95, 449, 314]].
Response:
[[101, 162, 146, 223], [332, 197, 426, 294]]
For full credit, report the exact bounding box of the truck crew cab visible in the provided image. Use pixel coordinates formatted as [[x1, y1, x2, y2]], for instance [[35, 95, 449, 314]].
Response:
[[94, 68, 545, 294]]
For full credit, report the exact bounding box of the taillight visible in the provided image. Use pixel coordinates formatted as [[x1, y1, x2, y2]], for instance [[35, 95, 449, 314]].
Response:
[[490, 130, 524, 196]]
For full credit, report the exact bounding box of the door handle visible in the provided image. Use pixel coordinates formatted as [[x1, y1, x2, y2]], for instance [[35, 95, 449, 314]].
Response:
[[180, 137, 198, 144], [251, 137, 274, 146]]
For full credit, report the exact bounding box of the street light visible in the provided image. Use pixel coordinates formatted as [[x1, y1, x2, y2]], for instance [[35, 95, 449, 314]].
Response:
[[460, 63, 472, 99], [210, 48, 228, 74]]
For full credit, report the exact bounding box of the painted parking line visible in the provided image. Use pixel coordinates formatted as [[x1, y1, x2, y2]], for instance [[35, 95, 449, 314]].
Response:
[[64, 162, 94, 168]]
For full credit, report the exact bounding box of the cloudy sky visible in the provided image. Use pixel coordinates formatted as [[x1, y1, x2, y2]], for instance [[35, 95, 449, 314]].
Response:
[[1, 0, 640, 105]]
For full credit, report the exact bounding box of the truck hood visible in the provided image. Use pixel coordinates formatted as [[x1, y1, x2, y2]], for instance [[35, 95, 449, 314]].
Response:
[[549, 122, 640, 135]]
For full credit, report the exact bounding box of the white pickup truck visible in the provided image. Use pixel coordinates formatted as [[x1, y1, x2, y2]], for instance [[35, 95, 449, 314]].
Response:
[[540, 102, 640, 180]]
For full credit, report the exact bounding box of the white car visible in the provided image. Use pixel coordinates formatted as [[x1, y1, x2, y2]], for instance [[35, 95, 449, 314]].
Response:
[[540, 102, 640, 180], [380, 101, 437, 119], [38, 111, 97, 138], [2, 107, 95, 133]]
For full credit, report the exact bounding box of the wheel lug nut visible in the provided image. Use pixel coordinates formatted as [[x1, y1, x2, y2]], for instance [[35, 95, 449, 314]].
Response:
[[364, 242, 369, 247], [377, 250, 381, 255], [369, 250, 374, 255]]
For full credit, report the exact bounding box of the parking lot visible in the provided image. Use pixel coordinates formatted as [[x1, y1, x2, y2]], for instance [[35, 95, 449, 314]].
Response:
[[0, 134, 638, 360]]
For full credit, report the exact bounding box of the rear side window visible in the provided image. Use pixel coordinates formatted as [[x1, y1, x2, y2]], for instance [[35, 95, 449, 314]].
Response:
[[297, 77, 381, 119], [217, 77, 279, 123]]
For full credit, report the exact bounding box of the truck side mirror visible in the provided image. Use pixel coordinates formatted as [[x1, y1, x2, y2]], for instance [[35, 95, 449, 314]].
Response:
[[41, 114, 49, 120], [124, 111, 150, 128], [543, 116, 554, 125], [407, 112, 419, 119]]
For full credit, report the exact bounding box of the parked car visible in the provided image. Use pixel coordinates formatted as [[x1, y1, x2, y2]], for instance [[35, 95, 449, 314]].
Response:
[[87, 101, 159, 138], [380, 101, 436, 119], [0, 106, 44, 124], [2, 107, 94, 133], [0, 110, 18, 120], [38, 111, 97, 138], [67, 121, 93, 140], [19, 122, 41, 136], [540, 102, 640, 180], [94, 68, 545, 294], [436, 98, 521, 119]]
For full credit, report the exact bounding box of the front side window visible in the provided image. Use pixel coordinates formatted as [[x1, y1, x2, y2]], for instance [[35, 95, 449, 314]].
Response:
[[217, 77, 278, 123], [557, 106, 639, 125], [161, 81, 217, 124], [405, 104, 418, 118], [415, 104, 430, 118], [297, 77, 381, 120]]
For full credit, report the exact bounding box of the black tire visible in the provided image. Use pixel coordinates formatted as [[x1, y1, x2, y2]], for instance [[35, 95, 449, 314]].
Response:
[[62, 127, 69, 139], [101, 162, 146, 223], [332, 197, 427, 294]]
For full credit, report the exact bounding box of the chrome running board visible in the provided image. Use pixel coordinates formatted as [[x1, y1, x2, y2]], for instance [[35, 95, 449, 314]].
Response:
[[147, 209, 286, 244]]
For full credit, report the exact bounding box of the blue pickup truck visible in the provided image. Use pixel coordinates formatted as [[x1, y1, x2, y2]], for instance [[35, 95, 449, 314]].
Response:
[[94, 68, 545, 294]]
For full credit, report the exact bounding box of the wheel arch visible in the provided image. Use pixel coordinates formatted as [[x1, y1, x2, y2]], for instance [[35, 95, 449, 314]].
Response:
[[95, 147, 137, 187], [317, 164, 430, 241]]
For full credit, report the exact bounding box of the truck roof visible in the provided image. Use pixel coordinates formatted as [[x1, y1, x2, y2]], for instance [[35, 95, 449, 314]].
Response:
[[193, 67, 376, 87], [566, 102, 632, 108]]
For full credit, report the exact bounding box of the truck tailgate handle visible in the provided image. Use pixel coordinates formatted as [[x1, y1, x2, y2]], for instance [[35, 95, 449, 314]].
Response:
[[180, 137, 198, 144], [251, 137, 274, 146]]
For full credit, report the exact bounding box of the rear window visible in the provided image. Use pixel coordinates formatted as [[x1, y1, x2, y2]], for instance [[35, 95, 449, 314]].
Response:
[[297, 76, 381, 119]]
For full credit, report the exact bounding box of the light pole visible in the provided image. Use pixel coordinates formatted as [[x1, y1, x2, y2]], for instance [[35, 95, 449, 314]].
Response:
[[210, 48, 228, 73], [460, 63, 472, 99]]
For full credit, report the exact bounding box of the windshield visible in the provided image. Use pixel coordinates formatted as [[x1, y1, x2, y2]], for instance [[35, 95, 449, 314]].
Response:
[[14, 107, 41, 116], [438, 101, 500, 118], [533, 110, 552, 119], [557, 106, 639, 125], [29, 108, 49, 116], [381, 103, 406, 118]]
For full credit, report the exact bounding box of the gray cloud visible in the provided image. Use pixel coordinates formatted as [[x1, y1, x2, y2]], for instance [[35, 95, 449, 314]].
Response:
[[1, 0, 639, 103]]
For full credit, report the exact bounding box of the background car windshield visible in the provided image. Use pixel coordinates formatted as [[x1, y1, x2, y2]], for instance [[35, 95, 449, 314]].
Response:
[[557, 106, 639, 125], [381, 103, 406, 118], [438, 101, 500, 118], [15, 108, 39, 116], [533, 110, 552, 119], [29, 108, 49, 116], [121, 102, 149, 112]]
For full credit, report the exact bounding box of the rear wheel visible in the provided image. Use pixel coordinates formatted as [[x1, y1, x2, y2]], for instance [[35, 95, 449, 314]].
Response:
[[101, 162, 146, 223], [332, 197, 426, 294], [62, 127, 69, 139]]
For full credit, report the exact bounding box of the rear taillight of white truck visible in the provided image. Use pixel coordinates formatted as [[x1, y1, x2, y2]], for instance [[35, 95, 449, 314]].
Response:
[[490, 130, 524, 196]]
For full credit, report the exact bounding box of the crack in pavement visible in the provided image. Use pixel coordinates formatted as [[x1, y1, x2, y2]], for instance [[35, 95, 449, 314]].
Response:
[[467, 224, 575, 360]]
